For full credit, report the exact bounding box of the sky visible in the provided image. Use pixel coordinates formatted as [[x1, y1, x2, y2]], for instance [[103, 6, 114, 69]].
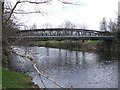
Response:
[[9, 0, 120, 30]]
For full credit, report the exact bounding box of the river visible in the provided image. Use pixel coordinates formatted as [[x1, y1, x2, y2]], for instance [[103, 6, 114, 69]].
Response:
[[9, 46, 118, 88]]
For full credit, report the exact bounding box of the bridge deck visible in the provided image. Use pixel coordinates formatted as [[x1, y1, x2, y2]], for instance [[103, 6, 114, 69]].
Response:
[[10, 36, 115, 41], [11, 28, 115, 41]]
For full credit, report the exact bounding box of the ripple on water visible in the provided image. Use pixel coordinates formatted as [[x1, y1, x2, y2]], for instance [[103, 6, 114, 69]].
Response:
[[10, 46, 118, 88]]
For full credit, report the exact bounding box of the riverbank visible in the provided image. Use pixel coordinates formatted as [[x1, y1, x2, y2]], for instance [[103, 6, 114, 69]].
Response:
[[2, 67, 39, 89], [17, 40, 120, 52], [14, 40, 101, 51], [2, 49, 39, 89]]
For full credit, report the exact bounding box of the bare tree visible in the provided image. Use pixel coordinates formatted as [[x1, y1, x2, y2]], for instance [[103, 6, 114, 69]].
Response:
[[30, 23, 37, 29], [4, 0, 53, 23], [108, 19, 117, 32], [99, 17, 107, 31], [4, 0, 83, 24], [118, 15, 120, 31], [41, 23, 53, 28], [59, 20, 76, 28], [77, 24, 88, 29], [59, 20, 88, 29], [99, 16, 120, 41]]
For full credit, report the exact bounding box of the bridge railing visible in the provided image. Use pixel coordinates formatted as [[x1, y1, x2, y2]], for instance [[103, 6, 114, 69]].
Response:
[[14, 28, 112, 37]]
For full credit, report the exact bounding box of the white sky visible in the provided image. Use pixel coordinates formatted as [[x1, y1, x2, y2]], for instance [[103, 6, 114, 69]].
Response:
[[10, 0, 120, 30]]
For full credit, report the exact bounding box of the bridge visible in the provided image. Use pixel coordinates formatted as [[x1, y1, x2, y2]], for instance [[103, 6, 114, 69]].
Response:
[[11, 28, 115, 41]]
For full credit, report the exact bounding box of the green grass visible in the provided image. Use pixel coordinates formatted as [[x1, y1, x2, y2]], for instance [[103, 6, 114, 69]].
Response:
[[2, 68, 35, 89], [32, 40, 103, 51], [2, 49, 38, 89], [0, 66, 2, 89], [34, 40, 83, 48]]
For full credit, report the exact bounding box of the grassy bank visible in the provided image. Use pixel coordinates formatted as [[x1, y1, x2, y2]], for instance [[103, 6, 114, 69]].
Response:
[[2, 49, 39, 89], [12, 39, 120, 52], [31, 40, 103, 51], [0, 66, 2, 89], [30, 40, 119, 51], [2, 67, 38, 89]]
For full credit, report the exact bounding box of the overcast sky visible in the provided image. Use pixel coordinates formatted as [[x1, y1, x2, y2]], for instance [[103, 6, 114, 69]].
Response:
[[10, 0, 120, 30]]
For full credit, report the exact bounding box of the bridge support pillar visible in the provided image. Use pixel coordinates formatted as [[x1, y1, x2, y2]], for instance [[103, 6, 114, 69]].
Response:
[[103, 40, 113, 51]]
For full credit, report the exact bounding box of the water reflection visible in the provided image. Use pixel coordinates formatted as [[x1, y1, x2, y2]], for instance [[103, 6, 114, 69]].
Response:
[[98, 51, 118, 66], [10, 46, 118, 88]]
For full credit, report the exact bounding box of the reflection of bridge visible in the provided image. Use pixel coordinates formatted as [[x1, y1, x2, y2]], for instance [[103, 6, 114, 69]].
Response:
[[11, 28, 114, 40]]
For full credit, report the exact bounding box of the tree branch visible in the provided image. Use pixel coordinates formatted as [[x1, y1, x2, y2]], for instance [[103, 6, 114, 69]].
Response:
[[5, 0, 82, 24], [33, 63, 65, 88], [8, 46, 65, 88], [19, 0, 52, 4], [57, 0, 82, 5], [12, 11, 47, 16], [5, 1, 20, 23], [5, 0, 52, 23]]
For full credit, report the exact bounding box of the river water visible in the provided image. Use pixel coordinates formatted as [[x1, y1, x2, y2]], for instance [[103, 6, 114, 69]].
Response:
[[9, 46, 118, 88]]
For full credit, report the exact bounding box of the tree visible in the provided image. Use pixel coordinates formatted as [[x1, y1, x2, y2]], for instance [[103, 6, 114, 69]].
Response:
[[30, 23, 37, 29], [118, 15, 120, 31], [41, 23, 53, 28], [59, 20, 88, 29], [99, 17, 107, 31], [116, 15, 120, 41], [77, 24, 88, 29], [108, 19, 117, 32], [4, 0, 83, 24], [59, 20, 76, 28], [99, 17, 120, 41]]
